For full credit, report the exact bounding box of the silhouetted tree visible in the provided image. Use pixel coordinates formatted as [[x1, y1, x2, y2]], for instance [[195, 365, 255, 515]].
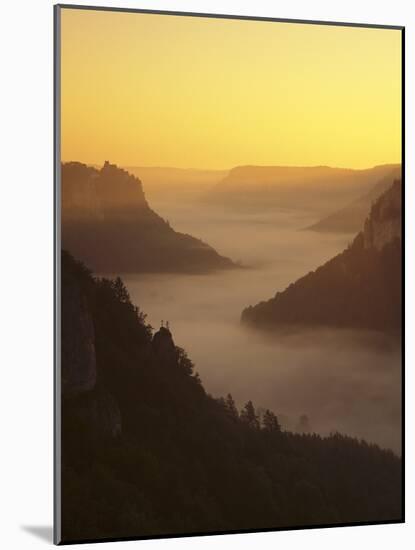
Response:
[[225, 393, 239, 421], [240, 400, 260, 429], [177, 347, 195, 376], [262, 409, 281, 433], [112, 276, 130, 303]]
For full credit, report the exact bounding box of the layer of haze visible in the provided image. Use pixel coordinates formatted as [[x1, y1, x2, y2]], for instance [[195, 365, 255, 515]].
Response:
[[121, 196, 401, 453], [61, 8, 401, 169]]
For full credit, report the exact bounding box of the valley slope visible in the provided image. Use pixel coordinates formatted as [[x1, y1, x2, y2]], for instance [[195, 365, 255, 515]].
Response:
[[62, 161, 236, 273], [242, 180, 402, 333], [61, 249, 402, 542]]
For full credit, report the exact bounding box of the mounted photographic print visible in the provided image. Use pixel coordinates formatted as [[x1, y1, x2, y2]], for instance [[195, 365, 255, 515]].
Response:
[[54, 4, 404, 545]]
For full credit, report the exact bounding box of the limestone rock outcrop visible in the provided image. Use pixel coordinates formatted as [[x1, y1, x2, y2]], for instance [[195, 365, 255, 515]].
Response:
[[61, 262, 97, 396], [62, 161, 236, 273], [61, 252, 122, 438], [363, 180, 401, 251], [242, 181, 402, 333]]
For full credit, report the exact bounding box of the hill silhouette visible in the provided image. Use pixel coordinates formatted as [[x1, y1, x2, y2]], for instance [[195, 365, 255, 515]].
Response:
[[125, 166, 227, 189], [307, 165, 401, 233], [208, 164, 401, 214], [62, 161, 236, 273], [60, 249, 402, 543], [242, 181, 402, 333]]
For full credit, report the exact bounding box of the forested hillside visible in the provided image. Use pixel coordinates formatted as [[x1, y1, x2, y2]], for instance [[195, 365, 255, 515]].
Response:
[[60, 251, 402, 543], [242, 181, 402, 333]]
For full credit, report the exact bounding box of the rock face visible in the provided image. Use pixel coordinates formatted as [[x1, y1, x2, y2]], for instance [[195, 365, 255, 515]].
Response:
[[152, 326, 177, 363], [62, 161, 148, 221], [242, 181, 402, 333], [62, 161, 236, 273], [363, 180, 401, 250], [61, 262, 97, 396], [61, 251, 122, 438]]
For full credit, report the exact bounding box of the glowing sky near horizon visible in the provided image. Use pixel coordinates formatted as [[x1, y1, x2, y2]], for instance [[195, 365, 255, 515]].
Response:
[[60, 8, 402, 170]]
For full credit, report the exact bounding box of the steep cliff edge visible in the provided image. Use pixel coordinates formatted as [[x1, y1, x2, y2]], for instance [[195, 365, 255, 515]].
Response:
[[62, 161, 236, 273], [61, 258, 97, 396], [363, 180, 401, 250], [61, 251, 122, 441], [242, 181, 402, 333]]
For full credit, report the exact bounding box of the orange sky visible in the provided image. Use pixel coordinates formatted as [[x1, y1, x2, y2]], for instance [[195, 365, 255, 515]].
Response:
[[60, 8, 402, 170]]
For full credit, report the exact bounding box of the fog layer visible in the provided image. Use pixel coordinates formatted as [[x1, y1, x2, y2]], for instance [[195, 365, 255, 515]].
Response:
[[122, 197, 401, 453]]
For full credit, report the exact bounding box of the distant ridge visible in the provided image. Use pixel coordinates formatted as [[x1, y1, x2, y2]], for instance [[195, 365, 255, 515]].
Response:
[[125, 166, 228, 185], [208, 163, 401, 214], [307, 165, 401, 233]]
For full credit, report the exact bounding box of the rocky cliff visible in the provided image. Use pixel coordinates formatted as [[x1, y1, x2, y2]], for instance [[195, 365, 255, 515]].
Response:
[[242, 181, 402, 333], [363, 180, 401, 250], [152, 326, 177, 362], [61, 262, 97, 396], [62, 161, 236, 273], [61, 251, 122, 439]]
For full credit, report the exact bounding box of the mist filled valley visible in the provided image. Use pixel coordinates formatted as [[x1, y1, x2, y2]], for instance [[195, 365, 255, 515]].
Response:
[[57, 13, 404, 541], [60, 161, 402, 541], [118, 183, 401, 454]]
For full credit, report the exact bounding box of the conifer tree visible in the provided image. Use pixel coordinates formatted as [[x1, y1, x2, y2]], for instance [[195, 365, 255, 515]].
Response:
[[225, 393, 239, 421], [240, 400, 260, 429], [263, 409, 281, 433]]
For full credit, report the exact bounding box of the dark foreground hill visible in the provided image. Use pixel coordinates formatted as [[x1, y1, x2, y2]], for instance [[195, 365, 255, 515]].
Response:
[[242, 181, 402, 333], [62, 161, 236, 273], [60, 250, 402, 543]]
